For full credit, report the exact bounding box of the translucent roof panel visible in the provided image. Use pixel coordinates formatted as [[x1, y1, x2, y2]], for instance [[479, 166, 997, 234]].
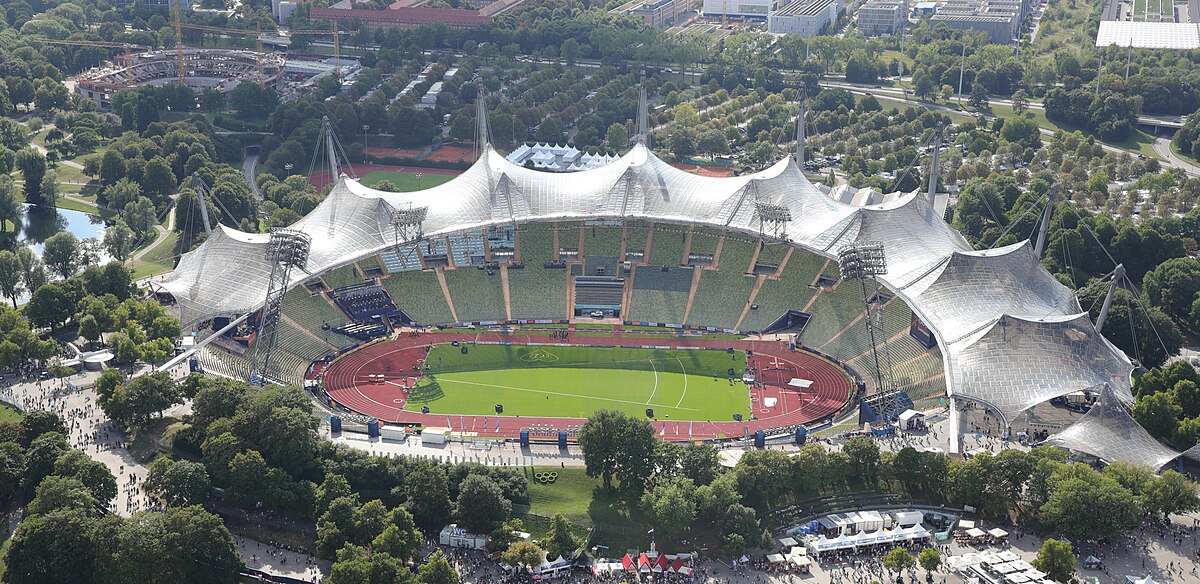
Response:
[[157, 225, 274, 320], [904, 242, 1082, 343], [949, 314, 1134, 425], [1043, 386, 1180, 469], [159, 142, 1154, 452]]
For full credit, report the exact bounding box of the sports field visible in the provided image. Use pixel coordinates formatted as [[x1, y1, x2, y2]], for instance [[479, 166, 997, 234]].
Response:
[[360, 170, 456, 192], [405, 344, 751, 421]]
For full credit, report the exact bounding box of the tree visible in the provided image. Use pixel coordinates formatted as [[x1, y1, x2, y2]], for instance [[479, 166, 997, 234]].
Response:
[[25, 283, 74, 331], [673, 103, 699, 128], [158, 505, 243, 583], [22, 411, 67, 446], [883, 547, 916, 574], [0, 250, 22, 307], [561, 38, 580, 66], [4, 509, 97, 584], [372, 508, 422, 562], [969, 82, 989, 110], [0, 178, 22, 233], [1032, 539, 1074, 583], [99, 150, 125, 185], [1040, 474, 1140, 540], [641, 478, 697, 542], [353, 499, 391, 546], [455, 474, 511, 534], [535, 118, 563, 144], [1132, 391, 1182, 441], [1000, 118, 1041, 149], [24, 433, 68, 490], [843, 436, 880, 482], [500, 541, 544, 574], [418, 550, 459, 584], [1144, 257, 1200, 325], [103, 221, 136, 263], [1143, 470, 1200, 517], [543, 514, 580, 560], [145, 458, 212, 506], [38, 170, 59, 208], [104, 371, 183, 429], [671, 128, 696, 159], [53, 449, 117, 505], [578, 410, 657, 495], [15, 148, 46, 205], [27, 475, 96, 516], [606, 123, 629, 149], [42, 232, 80, 280], [918, 547, 941, 572], [448, 115, 474, 142], [405, 463, 451, 529], [1011, 89, 1028, 115], [142, 157, 177, 202], [698, 130, 729, 160]]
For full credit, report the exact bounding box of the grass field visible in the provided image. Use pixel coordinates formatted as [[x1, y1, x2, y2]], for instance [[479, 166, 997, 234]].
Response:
[[407, 344, 750, 421], [360, 170, 456, 192]]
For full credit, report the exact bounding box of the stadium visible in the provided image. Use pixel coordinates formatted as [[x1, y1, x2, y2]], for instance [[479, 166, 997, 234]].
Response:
[[73, 48, 285, 111], [153, 102, 1188, 470]]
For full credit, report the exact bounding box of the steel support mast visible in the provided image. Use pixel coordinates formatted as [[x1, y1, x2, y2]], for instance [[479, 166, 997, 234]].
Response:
[[250, 229, 312, 385]]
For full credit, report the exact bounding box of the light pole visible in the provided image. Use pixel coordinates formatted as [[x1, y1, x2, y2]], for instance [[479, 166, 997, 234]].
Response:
[[284, 162, 293, 176], [362, 124, 370, 156]]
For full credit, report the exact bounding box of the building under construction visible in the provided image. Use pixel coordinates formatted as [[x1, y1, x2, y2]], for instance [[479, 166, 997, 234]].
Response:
[[72, 48, 285, 111]]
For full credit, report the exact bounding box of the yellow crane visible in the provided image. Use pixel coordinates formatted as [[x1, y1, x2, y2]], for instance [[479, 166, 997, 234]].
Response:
[[27, 37, 146, 50], [288, 23, 343, 81], [173, 0, 185, 85]]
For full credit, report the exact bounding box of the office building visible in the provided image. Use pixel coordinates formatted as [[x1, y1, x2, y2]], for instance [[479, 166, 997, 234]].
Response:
[[930, 0, 1029, 44], [613, 0, 695, 28], [766, 0, 841, 35], [857, 0, 906, 35]]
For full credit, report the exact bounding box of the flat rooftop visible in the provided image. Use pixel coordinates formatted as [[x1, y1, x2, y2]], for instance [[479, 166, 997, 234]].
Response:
[[774, 0, 837, 17], [1095, 21, 1200, 49]]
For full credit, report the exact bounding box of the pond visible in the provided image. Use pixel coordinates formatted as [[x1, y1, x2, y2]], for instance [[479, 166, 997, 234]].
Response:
[[0, 204, 110, 305], [17, 204, 108, 257]]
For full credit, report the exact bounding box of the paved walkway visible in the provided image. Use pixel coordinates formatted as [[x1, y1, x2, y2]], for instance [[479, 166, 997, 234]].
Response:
[[0, 367, 328, 582]]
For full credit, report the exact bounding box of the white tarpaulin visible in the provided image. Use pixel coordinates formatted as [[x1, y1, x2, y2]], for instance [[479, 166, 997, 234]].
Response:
[[788, 378, 814, 389]]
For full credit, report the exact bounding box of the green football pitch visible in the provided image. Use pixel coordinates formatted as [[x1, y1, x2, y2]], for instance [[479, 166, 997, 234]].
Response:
[[405, 344, 752, 421], [360, 170, 456, 192]]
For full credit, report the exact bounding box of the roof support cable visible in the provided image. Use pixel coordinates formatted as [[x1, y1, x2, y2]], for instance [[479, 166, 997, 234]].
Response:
[[1123, 272, 1173, 366], [988, 195, 1044, 249]]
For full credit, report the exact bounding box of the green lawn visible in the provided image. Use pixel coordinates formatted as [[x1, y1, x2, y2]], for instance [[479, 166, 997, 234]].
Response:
[[0, 402, 22, 423], [520, 466, 648, 550], [131, 230, 179, 280], [409, 344, 750, 421], [984, 104, 1163, 159], [360, 170, 456, 192]]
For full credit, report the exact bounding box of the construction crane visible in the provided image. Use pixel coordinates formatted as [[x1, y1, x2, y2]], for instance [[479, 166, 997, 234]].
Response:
[[173, 0, 185, 85], [27, 37, 146, 50], [289, 24, 343, 80], [180, 23, 268, 76]]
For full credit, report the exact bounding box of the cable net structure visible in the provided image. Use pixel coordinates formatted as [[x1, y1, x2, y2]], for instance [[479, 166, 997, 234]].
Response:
[[154, 140, 1183, 468]]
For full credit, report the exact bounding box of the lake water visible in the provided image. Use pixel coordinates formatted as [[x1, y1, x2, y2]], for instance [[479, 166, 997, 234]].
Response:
[[18, 204, 108, 257], [0, 204, 110, 305]]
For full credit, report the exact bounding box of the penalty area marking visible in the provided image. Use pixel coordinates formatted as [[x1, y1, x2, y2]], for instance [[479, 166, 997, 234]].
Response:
[[435, 377, 700, 412], [673, 357, 688, 408], [645, 359, 659, 405]]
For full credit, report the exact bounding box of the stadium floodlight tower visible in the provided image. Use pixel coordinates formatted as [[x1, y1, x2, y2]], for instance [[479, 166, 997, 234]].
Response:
[[839, 242, 899, 422], [391, 204, 429, 248], [755, 202, 792, 241], [250, 229, 312, 385]]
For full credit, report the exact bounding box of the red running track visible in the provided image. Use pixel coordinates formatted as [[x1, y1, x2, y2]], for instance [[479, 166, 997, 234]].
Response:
[[321, 331, 853, 441]]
